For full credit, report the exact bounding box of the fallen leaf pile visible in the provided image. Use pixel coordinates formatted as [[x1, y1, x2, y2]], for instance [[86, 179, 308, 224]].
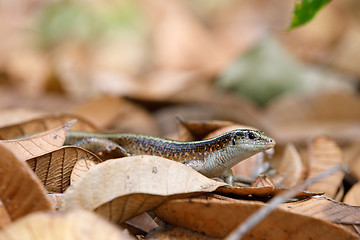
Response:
[[1, 0, 360, 239], [0, 98, 359, 239]]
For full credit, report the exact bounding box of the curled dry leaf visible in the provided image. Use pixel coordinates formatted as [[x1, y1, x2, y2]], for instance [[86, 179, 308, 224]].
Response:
[[250, 173, 275, 188], [343, 182, 360, 206], [72, 95, 124, 129], [0, 144, 54, 222], [281, 196, 360, 236], [61, 155, 226, 223], [350, 155, 360, 180], [70, 158, 97, 185], [26, 146, 102, 193], [307, 136, 344, 198], [0, 209, 134, 240], [268, 144, 304, 187], [345, 141, 360, 179], [281, 196, 360, 223], [0, 113, 97, 140], [124, 212, 159, 234], [47, 193, 63, 210], [215, 186, 320, 199], [0, 120, 75, 160], [155, 198, 358, 239]]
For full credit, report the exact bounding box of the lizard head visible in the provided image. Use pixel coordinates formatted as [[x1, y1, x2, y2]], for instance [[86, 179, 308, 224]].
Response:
[[229, 129, 276, 152]]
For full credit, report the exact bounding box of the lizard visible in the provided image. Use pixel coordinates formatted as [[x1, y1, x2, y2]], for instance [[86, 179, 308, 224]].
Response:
[[64, 129, 276, 185]]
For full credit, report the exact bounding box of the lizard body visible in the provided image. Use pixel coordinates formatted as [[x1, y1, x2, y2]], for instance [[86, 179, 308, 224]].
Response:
[[65, 129, 276, 185]]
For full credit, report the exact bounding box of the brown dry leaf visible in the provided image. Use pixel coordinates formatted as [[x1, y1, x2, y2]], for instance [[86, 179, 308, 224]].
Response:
[[250, 173, 275, 188], [0, 113, 97, 140], [70, 158, 97, 185], [0, 209, 134, 240], [281, 196, 360, 235], [145, 0, 228, 73], [26, 146, 102, 193], [4, 49, 49, 97], [47, 194, 63, 210], [331, 23, 360, 77], [265, 92, 360, 145], [61, 155, 226, 223], [0, 108, 45, 127], [232, 155, 260, 179], [0, 144, 54, 222], [334, 184, 345, 202], [0, 201, 11, 227], [268, 144, 304, 187], [343, 182, 360, 206], [131, 70, 210, 103], [215, 186, 319, 199], [0, 120, 75, 160], [106, 99, 160, 136], [155, 198, 358, 239], [345, 142, 360, 180], [147, 225, 218, 240], [350, 155, 360, 180], [124, 212, 159, 234], [71, 95, 124, 129], [307, 136, 344, 198], [281, 196, 360, 223], [72, 95, 160, 135]]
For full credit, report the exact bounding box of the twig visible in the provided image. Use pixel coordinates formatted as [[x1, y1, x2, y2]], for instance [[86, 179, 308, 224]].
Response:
[[225, 164, 347, 240]]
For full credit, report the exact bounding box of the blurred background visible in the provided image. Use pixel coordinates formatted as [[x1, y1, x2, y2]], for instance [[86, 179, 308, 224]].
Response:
[[0, 0, 359, 144]]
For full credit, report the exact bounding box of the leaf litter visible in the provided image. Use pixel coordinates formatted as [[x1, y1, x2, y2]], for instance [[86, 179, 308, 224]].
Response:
[[0, 0, 360, 239]]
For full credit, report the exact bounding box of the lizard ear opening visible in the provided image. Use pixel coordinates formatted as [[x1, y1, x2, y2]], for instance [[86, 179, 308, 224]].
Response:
[[231, 137, 236, 145]]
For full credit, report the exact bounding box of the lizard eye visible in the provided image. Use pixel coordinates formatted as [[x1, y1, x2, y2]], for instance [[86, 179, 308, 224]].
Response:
[[248, 132, 256, 139], [231, 137, 236, 145]]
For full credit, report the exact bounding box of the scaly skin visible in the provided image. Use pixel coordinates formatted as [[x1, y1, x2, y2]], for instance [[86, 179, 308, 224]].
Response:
[[65, 129, 276, 185]]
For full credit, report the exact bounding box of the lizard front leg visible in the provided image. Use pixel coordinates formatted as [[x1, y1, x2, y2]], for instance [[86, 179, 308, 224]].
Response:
[[220, 168, 234, 186]]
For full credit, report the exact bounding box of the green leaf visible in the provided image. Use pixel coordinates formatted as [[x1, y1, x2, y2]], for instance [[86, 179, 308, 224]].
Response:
[[288, 0, 331, 30]]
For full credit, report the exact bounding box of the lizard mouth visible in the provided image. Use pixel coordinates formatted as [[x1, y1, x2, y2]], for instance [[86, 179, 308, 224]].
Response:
[[248, 140, 276, 149]]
